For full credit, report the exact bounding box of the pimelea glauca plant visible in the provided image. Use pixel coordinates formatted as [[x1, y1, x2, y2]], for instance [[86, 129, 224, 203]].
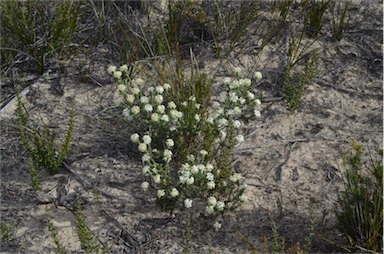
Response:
[[108, 64, 262, 229]]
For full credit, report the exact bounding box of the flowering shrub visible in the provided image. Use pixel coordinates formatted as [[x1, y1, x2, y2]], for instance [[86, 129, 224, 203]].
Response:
[[108, 65, 262, 228]]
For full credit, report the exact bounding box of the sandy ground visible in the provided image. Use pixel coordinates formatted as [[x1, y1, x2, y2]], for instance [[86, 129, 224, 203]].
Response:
[[1, 1, 382, 253]]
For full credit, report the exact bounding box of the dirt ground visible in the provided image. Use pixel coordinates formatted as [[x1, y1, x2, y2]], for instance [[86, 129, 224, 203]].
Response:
[[1, 1, 382, 253]]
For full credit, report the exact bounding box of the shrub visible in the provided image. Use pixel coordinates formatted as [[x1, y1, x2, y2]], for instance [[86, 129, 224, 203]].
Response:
[[16, 90, 75, 189], [336, 142, 383, 252], [0, 0, 81, 74], [109, 63, 263, 227]]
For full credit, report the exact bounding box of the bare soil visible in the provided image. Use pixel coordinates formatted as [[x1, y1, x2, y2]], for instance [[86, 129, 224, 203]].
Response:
[[1, 1, 382, 253]]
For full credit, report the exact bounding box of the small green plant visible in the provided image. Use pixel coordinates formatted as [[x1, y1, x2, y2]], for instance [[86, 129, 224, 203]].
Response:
[[284, 52, 320, 111], [336, 142, 383, 253], [329, 0, 350, 41], [0, 221, 15, 243], [238, 207, 316, 253], [270, 219, 285, 253], [108, 63, 263, 228], [47, 217, 68, 254], [75, 202, 105, 254], [16, 90, 75, 189], [0, 0, 81, 74]]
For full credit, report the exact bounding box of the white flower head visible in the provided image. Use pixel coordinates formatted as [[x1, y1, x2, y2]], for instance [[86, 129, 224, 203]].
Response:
[[140, 96, 149, 104], [194, 114, 200, 122], [233, 120, 241, 129], [213, 221, 222, 231], [233, 106, 242, 115], [142, 154, 150, 162], [155, 94, 163, 104], [142, 166, 150, 175], [134, 78, 144, 86], [220, 131, 227, 140], [218, 118, 228, 127], [230, 173, 242, 182], [247, 91, 255, 100], [119, 64, 128, 72], [206, 172, 214, 181], [113, 71, 122, 79], [254, 109, 261, 118], [236, 134, 245, 143], [239, 194, 248, 203], [184, 198, 193, 208], [141, 181, 149, 191], [242, 78, 252, 86], [163, 149, 173, 163], [219, 91, 227, 102], [118, 84, 126, 92], [131, 105, 140, 115], [153, 174, 161, 184], [163, 83, 171, 90], [138, 143, 147, 152], [131, 133, 140, 143], [151, 113, 159, 122], [223, 77, 231, 85], [207, 181, 215, 189], [207, 196, 217, 206], [254, 71, 262, 80], [190, 165, 199, 174], [206, 164, 214, 172], [216, 201, 225, 211], [122, 108, 130, 118], [205, 205, 215, 215], [187, 154, 195, 162], [107, 65, 117, 74], [143, 135, 152, 144], [131, 86, 140, 95], [254, 99, 261, 106], [232, 66, 241, 76], [126, 94, 135, 104], [161, 114, 169, 122], [157, 189, 165, 198], [156, 86, 164, 94], [168, 101, 177, 109], [170, 188, 179, 197], [186, 176, 194, 185], [166, 139, 174, 148], [157, 105, 165, 114], [200, 150, 208, 156], [144, 104, 153, 112]]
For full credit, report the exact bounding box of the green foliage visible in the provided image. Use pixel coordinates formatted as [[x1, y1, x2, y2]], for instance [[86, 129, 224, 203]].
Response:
[[284, 53, 320, 111], [238, 208, 316, 253], [336, 142, 383, 252], [302, 0, 330, 38], [75, 202, 105, 254], [270, 219, 285, 254], [329, 0, 350, 41], [0, 221, 15, 243], [16, 90, 75, 188], [47, 218, 68, 254], [0, 0, 81, 74]]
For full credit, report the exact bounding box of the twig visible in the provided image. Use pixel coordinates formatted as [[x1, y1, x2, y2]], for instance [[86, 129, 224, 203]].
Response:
[[314, 78, 381, 98], [62, 161, 115, 199]]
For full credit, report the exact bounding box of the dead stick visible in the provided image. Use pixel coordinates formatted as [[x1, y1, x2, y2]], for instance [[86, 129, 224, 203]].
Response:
[[62, 161, 115, 199]]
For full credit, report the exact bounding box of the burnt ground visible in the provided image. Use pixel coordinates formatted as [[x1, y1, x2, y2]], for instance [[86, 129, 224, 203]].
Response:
[[0, 1, 382, 253]]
